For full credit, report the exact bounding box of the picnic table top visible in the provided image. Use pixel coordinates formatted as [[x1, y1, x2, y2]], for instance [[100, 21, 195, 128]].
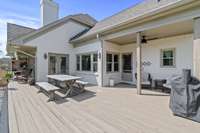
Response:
[[47, 75, 81, 82]]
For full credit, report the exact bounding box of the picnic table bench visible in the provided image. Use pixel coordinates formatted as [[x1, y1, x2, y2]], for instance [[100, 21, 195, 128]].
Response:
[[75, 80, 88, 91], [36, 75, 88, 102], [36, 82, 61, 102]]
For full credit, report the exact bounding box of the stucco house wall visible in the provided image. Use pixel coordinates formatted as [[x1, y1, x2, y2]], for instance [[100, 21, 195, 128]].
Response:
[[24, 21, 89, 81], [141, 34, 193, 80], [23, 20, 193, 87]]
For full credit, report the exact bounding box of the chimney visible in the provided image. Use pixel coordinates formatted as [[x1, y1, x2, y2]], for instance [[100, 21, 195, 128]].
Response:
[[40, 0, 59, 26]]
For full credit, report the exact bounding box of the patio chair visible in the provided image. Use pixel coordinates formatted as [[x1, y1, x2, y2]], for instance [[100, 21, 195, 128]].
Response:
[[16, 69, 33, 83], [135, 72, 152, 88]]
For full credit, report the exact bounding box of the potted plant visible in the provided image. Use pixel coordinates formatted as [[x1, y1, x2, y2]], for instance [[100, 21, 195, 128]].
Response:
[[4, 71, 13, 82], [0, 70, 12, 89]]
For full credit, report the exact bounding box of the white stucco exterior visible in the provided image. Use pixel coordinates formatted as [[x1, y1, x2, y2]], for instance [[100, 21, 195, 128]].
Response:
[[20, 13, 194, 87], [23, 24, 193, 86], [24, 21, 89, 82]]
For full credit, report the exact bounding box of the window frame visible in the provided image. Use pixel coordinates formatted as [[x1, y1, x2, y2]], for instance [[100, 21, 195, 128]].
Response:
[[160, 48, 176, 68], [76, 52, 98, 72], [92, 53, 98, 72], [81, 54, 91, 71], [106, 52, 120, 73], [76, 55, 80, 71], [48, 53, 69, 75]]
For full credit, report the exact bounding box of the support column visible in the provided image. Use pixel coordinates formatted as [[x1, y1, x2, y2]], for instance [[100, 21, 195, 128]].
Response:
[[136, 32, 142, 95], [193, 17, 200, 79], [97, 34, 104, 87]]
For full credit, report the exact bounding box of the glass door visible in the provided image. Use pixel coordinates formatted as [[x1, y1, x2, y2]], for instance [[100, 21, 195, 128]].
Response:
[[122, 53, 133, 82], [48, 53, 69, 75]]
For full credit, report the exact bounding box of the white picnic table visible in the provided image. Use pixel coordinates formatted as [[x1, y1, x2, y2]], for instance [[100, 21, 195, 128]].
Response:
[[47, 75, 81, 82], [47, 75, 81, 99]]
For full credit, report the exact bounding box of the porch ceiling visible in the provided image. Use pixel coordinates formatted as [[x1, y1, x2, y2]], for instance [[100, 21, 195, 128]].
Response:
[[13, 45, 36, 56], [107, 20, 193, 45]]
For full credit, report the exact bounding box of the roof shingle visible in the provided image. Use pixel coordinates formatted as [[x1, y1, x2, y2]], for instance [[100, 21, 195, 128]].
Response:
[[71, 0, 185, 42]]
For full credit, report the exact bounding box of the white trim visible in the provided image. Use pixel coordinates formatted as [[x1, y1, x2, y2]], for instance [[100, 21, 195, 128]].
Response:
[[16, 50, 35, 58], [160, 48, 176, 68]]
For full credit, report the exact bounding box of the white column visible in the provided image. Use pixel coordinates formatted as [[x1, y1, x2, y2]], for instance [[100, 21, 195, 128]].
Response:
[[97, 34, 104, 87], [193, 17, 200, 79], [136, 32, 142, 95]]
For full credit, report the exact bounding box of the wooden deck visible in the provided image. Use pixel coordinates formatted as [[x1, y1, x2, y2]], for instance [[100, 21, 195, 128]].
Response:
[[8, 82, 200, 133]]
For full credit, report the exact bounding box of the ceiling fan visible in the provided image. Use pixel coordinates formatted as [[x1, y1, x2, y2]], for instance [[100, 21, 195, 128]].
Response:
[[141, 35, 159, 44]]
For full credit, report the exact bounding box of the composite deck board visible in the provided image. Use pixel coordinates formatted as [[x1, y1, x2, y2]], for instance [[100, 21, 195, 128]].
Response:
[[8, 82, 200, 133], [0, 89, 8, 133]]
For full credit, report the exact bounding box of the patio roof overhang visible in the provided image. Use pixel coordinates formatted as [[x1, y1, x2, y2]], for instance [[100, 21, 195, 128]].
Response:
[[70, 0, 200, 44], [7, 44, 36, 58], [101, 17, 195, 95], [105, 19, 193, 45]]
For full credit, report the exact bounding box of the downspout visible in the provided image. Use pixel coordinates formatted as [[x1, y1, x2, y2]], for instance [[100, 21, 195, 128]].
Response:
[[97, 34, 104, 87]]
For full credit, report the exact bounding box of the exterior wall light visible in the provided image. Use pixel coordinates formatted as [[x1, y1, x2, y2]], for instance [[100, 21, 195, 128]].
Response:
[[44, 53, 47, 60]]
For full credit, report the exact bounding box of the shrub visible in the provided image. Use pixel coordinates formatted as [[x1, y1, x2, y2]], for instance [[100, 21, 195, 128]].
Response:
[[4, 71, 13, 81]]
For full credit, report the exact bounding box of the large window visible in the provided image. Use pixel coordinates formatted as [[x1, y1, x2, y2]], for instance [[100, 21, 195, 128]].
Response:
[[161, 48, 176, 67], [122, 54, 132, 73], [106, 54, 113, 72], [76, 55, 80, 71], [48, 54, 69, 74], [82, 54, 91, 71], [93, 53, 98, 72], [76, 53, 98, 72], [60, 57, 67, 74], [49, 56, 56, 74], [106, 53, 119, 72]]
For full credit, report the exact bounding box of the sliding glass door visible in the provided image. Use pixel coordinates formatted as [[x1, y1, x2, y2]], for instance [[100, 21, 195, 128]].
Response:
[[48, 53, 69, 75]]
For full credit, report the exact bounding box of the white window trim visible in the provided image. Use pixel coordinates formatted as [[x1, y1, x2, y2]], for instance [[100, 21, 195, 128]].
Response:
[[48, 53, 69, 74], [92, 53, 98, 72], [160, 48, 176, 68], [106, 52, 120, 73], [76, 55, 81, 71], [76, 52, 98, 72]]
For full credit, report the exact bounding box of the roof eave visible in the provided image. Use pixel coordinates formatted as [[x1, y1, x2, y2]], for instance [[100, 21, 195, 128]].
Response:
[[11, 16, 96, 45], [71, 0, 197, 44]]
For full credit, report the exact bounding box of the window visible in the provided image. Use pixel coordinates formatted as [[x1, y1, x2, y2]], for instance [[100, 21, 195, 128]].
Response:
[[93, 53, 98, 72], [76, 55, 80, 71], [49, 56, 56, 74], [161, 48, 175, 67], [60, 57, 67, 74], [106, 54, 112, 72], [122, 54, 132, 73], [114, 55, 119, 72], [48, 54, 69, 74], [106, 53, 119, 72], [76, 53, 98, 72], [82, 54, 91, 71]]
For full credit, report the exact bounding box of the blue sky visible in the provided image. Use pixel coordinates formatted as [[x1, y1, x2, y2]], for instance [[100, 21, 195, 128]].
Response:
[[0, 0, 142, 56]]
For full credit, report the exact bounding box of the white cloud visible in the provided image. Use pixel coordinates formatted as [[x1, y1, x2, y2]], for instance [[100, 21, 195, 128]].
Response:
[[0, 12, 40, 57]]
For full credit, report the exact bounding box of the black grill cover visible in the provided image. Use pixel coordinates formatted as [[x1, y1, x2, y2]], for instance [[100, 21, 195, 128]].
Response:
[[170, 69, 200, 123]]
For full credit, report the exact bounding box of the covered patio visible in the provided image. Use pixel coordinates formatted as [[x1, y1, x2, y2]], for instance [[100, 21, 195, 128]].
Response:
[[8, 82, 200, 133], [8, 45, 36, 82], [101, 13, 197, 94]]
